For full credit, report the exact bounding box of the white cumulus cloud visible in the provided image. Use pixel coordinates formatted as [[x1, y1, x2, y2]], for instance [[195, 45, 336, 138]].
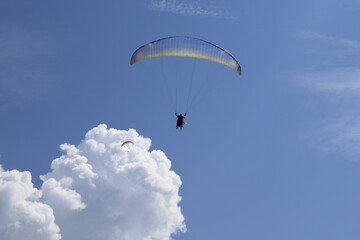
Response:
[[0, 124, 185, 240], [0, 166, 61, 240], [40, 124, 186, 240]]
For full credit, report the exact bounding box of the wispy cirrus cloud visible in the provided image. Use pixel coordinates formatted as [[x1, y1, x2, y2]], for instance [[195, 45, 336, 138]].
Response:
[[298, 31, 360, 51], [295, 31, 360, 94], [145, 0, 236, 19], [294, 31, 360, 159], [0, 23, 58, 109], [322, 114, 360, 158], [296, 67, 360, 93]]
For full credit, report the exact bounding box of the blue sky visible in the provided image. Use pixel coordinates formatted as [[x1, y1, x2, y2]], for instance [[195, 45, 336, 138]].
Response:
[[1, 0, 360, 239]]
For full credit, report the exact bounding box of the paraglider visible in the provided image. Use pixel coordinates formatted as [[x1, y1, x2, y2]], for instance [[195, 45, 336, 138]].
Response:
[[121, 140, 134, 152], [121, 141, 134, 148], [130, 36, 241, 130]]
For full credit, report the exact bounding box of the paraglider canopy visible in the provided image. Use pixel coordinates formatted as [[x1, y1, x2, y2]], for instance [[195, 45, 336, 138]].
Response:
[[130, 36, 241, 75], [121, 141, 134, 147]]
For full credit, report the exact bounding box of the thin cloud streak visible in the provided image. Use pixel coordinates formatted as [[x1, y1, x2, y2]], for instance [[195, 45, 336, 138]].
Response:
[[303, 113, 360, 160], [295, 31, 360, 93], [0, 23, 58, 109], [145, 0, 236, 19], [324, 115, 360, 157], [299, 31, 360, 50], [295, 67, 360, 93]]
